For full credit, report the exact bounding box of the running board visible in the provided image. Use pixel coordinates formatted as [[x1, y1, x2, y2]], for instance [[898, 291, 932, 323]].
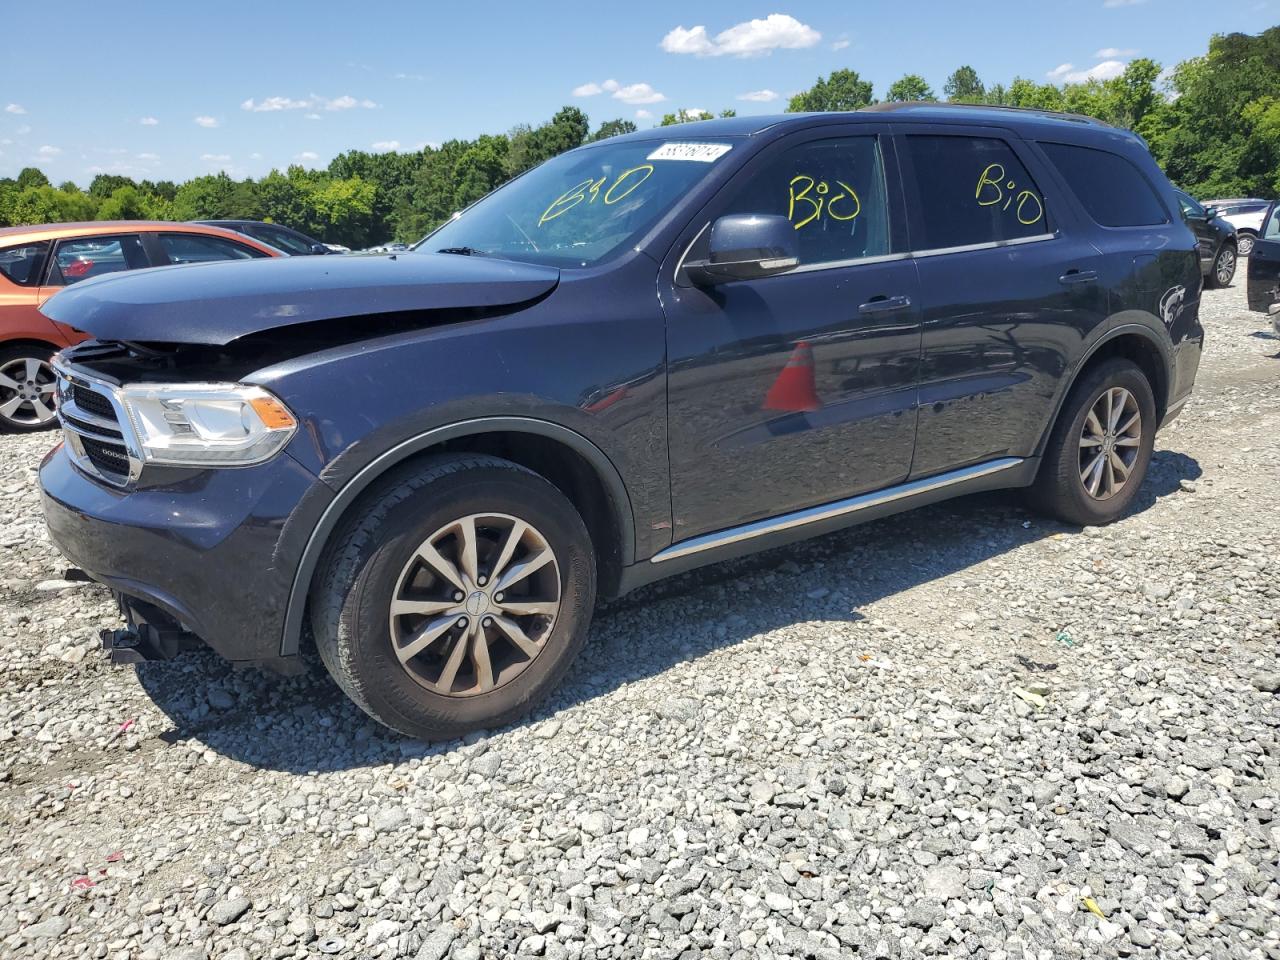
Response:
[[650, 457, 1025, 563]]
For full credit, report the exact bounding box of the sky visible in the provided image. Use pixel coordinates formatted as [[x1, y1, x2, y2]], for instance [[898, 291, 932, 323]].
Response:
[[0, 0, 1275, 186]]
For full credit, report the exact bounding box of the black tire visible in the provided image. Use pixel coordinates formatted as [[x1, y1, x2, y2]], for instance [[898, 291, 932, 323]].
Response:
[[311, 454, 596, 740], [1028, 358, 1156, 527], [0, 345, 58, 433], [1204, 242, 1237, 289]]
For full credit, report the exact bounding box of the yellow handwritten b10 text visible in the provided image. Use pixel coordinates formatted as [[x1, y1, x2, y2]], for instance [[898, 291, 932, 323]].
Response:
[[975, 163, 1044, 226], [539, 165, 655, 227], [788, 175, 861, 229]]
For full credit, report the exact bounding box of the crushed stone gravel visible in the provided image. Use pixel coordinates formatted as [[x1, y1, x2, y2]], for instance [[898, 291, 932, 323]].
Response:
[[0, 281, 1277, 958]]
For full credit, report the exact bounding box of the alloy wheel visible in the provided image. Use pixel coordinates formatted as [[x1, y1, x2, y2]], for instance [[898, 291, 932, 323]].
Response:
[[1215, 246, 1236, 286], [389, 513, 561, 697], [1237, 234, 1255, 258], [0, 357, 57, 428], [1078, 387, 1142, 500]]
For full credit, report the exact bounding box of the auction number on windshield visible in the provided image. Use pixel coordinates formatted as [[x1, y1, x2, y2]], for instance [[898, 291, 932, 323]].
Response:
[[539, 165, 654, 226], [975, 163, 1044, 226], [788, 174, 861, 229]]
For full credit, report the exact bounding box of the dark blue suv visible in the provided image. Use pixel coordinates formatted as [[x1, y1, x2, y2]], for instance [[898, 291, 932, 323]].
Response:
[[39, 105, 1203, 739]]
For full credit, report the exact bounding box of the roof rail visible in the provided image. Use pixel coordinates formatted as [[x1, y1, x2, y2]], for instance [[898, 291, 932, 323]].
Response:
[[861, 101, 1112, 127]]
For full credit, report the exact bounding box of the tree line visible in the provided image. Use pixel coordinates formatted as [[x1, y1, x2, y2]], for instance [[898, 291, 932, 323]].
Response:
[[2, 27, 1277, 248]]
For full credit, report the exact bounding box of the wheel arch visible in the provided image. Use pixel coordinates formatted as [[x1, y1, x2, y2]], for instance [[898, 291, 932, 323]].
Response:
[[1034, 325, 1172, 459], [280, 417, 636, 657], [0, 337, 63, 356]]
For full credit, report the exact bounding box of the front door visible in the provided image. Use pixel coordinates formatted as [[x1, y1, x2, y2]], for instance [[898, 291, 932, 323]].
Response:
[[660, 127, 921, 542], [1248, 203, 1280, 313]]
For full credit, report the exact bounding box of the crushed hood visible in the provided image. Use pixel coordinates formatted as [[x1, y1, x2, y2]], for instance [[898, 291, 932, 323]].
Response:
[[40, 252, 560, 346]]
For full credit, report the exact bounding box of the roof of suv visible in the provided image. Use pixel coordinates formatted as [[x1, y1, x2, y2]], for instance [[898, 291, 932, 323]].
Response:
[[605, 102, 1126, 147]]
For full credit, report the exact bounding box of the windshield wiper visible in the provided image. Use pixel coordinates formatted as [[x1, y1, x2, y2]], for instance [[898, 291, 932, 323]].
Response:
[[436, 246, 487, 256]]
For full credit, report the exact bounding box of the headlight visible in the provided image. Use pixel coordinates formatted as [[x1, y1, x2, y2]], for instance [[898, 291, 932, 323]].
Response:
[[118, 383, 297, 467]]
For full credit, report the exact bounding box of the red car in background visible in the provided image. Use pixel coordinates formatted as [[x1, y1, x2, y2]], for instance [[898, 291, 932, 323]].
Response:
[[0, 221, 280, 432]]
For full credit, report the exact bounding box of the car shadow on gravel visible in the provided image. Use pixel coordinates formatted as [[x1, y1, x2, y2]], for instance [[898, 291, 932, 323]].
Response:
[[132, 448, 1201, 772]]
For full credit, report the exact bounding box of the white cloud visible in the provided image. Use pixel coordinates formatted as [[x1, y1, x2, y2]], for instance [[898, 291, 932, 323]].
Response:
[[37, 145, 61, 157], [737, 89, 780, 102], [194, 115, 219, 128], [635, 109, 653, 120], [394, 72, 425, 81], [240, 94, 377, 113], [1048, 60, 1129, 84], [16, 125, 30, 136], [612, 82, 666, 105], [371, 140, 401, 152], [831, 38, 850, 51], [139, 116, 159, 126], [200, 153, 231, 162], [5, 103, 26, 115], [1095, 47, 1139, 57], [661, 14, 821, 57], [305, 113, 322, 120], [136, 152, 160, 161], [249, 152, 263, 160], [295, 151, 319, 161], [572, 82, 604, 97], [1103, 0, 1146, 6]]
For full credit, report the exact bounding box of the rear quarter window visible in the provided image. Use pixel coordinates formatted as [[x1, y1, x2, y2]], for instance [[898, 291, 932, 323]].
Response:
[[0, 241, 50, 286], [1039, 142, 1169, 228]]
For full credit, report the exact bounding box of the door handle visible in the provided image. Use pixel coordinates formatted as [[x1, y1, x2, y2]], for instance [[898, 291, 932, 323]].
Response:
[[858, 294, 912, 315], [1059, 269, 1098, 285]]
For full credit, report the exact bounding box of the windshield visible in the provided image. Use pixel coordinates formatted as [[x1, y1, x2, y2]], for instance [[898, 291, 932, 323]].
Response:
[[422, 139, 737, 267]]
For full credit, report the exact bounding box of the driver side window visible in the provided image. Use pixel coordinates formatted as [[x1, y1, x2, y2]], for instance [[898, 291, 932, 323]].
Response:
[[719, 136, 890, 267]]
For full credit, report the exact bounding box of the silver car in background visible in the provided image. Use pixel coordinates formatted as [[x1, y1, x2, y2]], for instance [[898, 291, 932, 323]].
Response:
[[1203, 198, 1271, 257]]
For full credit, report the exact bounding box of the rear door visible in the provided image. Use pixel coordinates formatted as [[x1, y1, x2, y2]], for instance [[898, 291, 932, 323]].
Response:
[[896, 126, 1109, 478], [1247, 202, 1280, 312]]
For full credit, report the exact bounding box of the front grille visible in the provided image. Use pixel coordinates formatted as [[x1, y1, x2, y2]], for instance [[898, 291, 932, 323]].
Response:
[[72, 385, 116, 420], [80, 436, 130, 479], [54, 361, 138, 487]]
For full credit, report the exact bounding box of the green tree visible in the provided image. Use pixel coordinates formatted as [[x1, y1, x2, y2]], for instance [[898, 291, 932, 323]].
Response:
[[590, 119, 638, 141], [88, 174, 137, 199], [944, 66, 986, 103], [886, 74, 935, 102], [453, 135, 510, 208], [787, 70, 875, 112], [96, 185, 168, 220], [16, 167, 50, 191], [8, 185, 96, 225], [171, 173, 260, 220]]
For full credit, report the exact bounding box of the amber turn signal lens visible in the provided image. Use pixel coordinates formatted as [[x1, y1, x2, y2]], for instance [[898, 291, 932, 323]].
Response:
[[248, 395, 296, 430]]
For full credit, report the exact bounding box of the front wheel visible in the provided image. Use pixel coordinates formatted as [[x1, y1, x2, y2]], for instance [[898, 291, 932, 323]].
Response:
[[0, 346, 58, 433], [1237, 232, 1256, 258], [311, 454, 596, 740], [1028, 358, 1156, 527], [1205, 243, 1237, 288]]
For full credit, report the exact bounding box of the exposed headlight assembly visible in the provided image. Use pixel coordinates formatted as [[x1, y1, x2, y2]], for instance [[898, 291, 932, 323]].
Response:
[[118, 383, 297, 467]]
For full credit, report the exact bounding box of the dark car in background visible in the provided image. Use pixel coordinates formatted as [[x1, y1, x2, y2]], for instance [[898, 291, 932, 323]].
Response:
[[1246, 201, 1280, 335], [1174, 190, 1238, 287], [40, 105, 1203, 739], [193, 219, 332, 256]]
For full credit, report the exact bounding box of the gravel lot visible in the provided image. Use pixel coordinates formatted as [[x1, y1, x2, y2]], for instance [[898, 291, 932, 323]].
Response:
[[1, 281, 1277, 960]]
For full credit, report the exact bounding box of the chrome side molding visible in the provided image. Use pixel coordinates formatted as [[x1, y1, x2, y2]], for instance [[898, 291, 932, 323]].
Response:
[[651, 457, 1025, 563]]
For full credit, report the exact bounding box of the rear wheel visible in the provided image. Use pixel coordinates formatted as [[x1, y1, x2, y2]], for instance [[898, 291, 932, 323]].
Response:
[[1029, 358, 1156, 527], [1237, 231, 1256, 258], [311, 454, 596, 740], [0, 346, 58, 432], [1205, 242, 1236, 288]]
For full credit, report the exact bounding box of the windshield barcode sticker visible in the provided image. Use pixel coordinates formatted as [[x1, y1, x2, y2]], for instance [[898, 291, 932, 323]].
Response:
[[647, 142, 733, 163]]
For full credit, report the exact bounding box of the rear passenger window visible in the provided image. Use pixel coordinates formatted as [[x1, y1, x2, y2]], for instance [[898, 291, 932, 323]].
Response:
[[1039, 142, 1168, 227], [901, 136, 1048, 250], [0, 241, 49, 286], [720, 136, 890, 267]]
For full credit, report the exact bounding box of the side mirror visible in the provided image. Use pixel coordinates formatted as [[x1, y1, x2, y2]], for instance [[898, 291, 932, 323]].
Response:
[[684, 214, 799, 285], [310, 243, 330, 255]]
